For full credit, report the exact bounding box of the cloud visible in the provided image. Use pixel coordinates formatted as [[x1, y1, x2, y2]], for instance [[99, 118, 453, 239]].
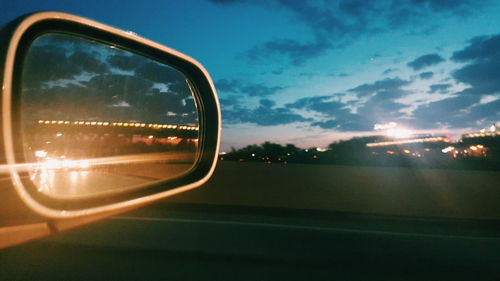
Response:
[[348, 77, 411, 96], [407, 53, 445, 71], [247, 35, 332, 66], [219, 95, 241, 107], [419, 71, 434, 79], [387, 0, 485, 28], [429, 83, 452, 93], [411, 95, 481, 129], [467, 98, 500, 122], [286, 95, 367, 130], [209, 0, 490, 66], [107, 54, 146, 71], [223, 98, 311, 126], [408, 33, 500, 129], [216, 79, 284, 96], [451, 34, 500, 62], [286, 77, 412, 131], [382, 68, 397, 75], [451, 33, 500, 96], [23, 45, 86, 87], [135, 62, 186, 84]]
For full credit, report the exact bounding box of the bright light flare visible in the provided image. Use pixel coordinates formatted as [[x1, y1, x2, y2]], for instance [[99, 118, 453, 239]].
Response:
[[386, 128, 412, 139], [442, 146, 455, 153], [35, 150, 48, 158], [374, 122, 397, 130]]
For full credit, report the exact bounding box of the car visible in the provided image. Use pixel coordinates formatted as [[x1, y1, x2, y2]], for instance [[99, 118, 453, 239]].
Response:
[[1, 6, 500, 281]]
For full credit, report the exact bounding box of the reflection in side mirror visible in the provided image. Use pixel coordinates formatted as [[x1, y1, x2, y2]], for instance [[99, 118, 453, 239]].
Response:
[[20, 33, 200, 199]]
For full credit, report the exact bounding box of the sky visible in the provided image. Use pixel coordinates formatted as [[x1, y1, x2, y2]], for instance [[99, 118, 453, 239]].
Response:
[[2, 0, 500, 152]]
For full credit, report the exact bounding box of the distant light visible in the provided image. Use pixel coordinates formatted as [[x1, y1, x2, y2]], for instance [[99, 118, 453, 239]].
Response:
[[470, 146, 477, 151], [148, 135, 154, 139], [442, 146, 455, 153], [35, 150, 47, 158], [56, 133, 63, 137], [423, 148, 431, 152], [78, 160, 90, 169], [386, 150, 395, 154], [251, 153, 255, 157], [477, 144, 484, 149], [403, 149, 411, 154]]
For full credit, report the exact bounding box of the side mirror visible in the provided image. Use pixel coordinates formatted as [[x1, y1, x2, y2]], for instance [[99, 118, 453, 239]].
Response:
[[0, 12, 220, 248]]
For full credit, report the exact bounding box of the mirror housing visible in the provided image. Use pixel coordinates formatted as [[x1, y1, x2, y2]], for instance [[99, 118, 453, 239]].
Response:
[[0, 12, 221, 248]]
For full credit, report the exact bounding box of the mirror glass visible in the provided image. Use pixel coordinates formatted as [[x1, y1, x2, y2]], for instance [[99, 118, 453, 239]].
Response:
[[19, 33, 200, 199]]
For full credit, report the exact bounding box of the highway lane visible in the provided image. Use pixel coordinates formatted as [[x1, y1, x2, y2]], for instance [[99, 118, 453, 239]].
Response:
[[2, 202, 500, 281], [2, 162, 500, 280]]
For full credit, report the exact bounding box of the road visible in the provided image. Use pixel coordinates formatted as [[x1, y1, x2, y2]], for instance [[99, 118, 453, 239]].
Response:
[[2, 161, 500, 280]]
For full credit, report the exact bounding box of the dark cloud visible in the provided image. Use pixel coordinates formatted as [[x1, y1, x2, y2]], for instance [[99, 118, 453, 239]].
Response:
[[287, 76, 412, 131], [223, 98, 311, 126], [208, 0, 239, 3], [467, 99, 500, 122], [411, 95, 481, 129], [247, 35, 331, 66], [69, 51, 109, 74], [451, 33, 500, 96], [109, 54, 188, 85], [287, 95, 346, 116], [22, 45, 83, 87], [407, 53, 445, 71], [286, 95, 365, 130], [107, 54, 145, 71], [409, 0, 481, 12], [419, 71, 434, 79], [210, 0, 490, 66], [453, 61, 500, 96], [382, 68, 397, 75], [388, 0, 484, 28], [219, 95, 241, 107], [349, 77, 411, 96], [451, 34, 500, 62], [216, 79, 284, 96], [409, 33, 500, 129], [429, 83, 452, 93], [135, 61, 186, 84]]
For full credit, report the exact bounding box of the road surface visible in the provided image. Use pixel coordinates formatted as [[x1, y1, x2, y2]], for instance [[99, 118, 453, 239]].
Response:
[[2, 162, 500, 280]]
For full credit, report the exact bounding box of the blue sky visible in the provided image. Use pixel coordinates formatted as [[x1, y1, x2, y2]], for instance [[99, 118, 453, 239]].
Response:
[[3, 0, 500, 151]]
